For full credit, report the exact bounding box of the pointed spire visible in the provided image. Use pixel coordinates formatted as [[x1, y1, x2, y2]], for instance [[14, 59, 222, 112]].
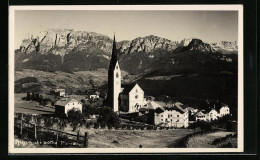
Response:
[[112, 33, 117, 61]]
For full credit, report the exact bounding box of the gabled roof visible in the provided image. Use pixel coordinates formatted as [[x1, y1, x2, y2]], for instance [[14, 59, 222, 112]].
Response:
[[121, 83, 143, 94], [121, 84, 136, 94], [55, 89, 65, 92], [146, 101, 162, 110], [195, 110, 207, 116], [154, 106, 165, 114], [55, 98, 79, 107]]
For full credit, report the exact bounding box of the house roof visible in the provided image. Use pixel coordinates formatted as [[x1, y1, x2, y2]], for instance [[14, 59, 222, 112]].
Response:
[[147, 101, 162, 110], [154, 106, 165, 114], [121, 83, 143, 94], [55, 98, 79, 107], [166, 103, 186, 114], [154, 101, 188, 114], [154, 101, 173, 108], [121, 84, 136, 94], [55, 89, 65, 92], [195, 111, 207, 116]]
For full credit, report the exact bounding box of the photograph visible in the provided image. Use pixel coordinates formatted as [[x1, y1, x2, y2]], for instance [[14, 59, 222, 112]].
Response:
[[8, 5, 243, 153]]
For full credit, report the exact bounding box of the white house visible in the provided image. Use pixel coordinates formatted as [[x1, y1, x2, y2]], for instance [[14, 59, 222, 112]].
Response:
[[195, 110, 208, 121], [218, 104, 230, 117], [54, 89, 65, 97], [119, 84, 144, 113], [55, 98, 82, 115], [208, 109, 218, 121], [89, 95, 100, 100], [154, 102, 189, 128]]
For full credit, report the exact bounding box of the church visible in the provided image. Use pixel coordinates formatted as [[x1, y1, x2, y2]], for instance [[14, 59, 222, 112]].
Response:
[[107, 35, 145, 113]]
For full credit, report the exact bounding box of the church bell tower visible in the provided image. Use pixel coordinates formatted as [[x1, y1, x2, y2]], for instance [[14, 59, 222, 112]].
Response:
[[107, 34, 121, 112]]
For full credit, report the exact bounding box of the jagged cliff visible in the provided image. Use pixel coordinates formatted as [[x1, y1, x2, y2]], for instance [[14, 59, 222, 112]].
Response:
[[20, 29, 180, 57], [16, 29, 237, 74]]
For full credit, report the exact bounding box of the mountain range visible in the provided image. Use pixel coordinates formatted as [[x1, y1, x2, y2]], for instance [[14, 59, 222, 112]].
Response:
[[16, 29, 238, 75]]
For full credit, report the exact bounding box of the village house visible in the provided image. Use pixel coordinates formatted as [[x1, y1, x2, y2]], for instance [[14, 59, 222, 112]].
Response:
[[154, 102, 189, 128], [195, 110, 208, 121], [55, 98, 82, 115], [218, 103, 230, 117], [206, 107, 219, 121], [194, 103, 231, 121], [54, 89, 66, 97], [89, 95, 100, 100]]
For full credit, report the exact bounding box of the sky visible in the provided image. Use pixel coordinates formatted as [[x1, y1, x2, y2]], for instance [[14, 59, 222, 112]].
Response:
[[15, 10, 238, 49]]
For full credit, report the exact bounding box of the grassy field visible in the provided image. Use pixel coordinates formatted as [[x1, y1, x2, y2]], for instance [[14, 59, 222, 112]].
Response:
[[72, 128, 196, 148], [185, 131, 236, 148]]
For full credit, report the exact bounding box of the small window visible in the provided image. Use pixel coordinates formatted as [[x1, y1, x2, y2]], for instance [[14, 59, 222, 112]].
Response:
[[136, 89, 138, 92], [177, 115, 179, 117], [116, 72, 119, 78], [161, 119, 163, 122], [73, 103, 74, 105], [116, 66, 118, 69], [135, 95, 138, 99], [161, 115, 163, 117]]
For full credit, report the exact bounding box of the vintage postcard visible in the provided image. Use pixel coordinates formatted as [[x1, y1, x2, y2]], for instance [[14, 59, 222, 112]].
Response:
[[9, 5, 243, 153]]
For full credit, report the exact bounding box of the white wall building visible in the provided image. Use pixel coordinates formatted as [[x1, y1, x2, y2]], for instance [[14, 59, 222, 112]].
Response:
[[219, 105, 230, 117], [55, 89, 65, 97], [55, 98, 82, 115], [120, 84, 144, 113], [154, 102, 189, 128]]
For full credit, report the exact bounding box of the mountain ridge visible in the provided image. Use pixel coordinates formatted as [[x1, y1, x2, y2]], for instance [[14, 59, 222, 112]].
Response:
[[18, 29, 238, 56], [16, 29, 238, 75]]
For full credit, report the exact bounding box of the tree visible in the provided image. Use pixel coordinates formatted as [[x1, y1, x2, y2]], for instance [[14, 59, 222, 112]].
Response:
[[39, 95, 43, 103], [98, 106, 120, 128], [82, 104, 99, 119], [67, 108, 85, 131], [81, 99, 86, 104], [26, 92, 31, 101]]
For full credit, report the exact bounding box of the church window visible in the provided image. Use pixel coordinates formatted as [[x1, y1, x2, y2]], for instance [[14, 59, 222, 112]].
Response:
[[136, 89, 138, 92], [135, 95, 138, 99], [116, 66, 118, 69], [116, 72, 119, 78]]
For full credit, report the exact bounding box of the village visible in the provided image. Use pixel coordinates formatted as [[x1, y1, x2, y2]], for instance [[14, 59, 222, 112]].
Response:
[[49, 87, 232, 128], [14, 35, 237, 148]]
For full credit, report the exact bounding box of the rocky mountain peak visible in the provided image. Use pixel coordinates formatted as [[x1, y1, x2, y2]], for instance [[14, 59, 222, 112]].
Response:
[[186, 39, 216, 52], [210, 41, 238, 52]]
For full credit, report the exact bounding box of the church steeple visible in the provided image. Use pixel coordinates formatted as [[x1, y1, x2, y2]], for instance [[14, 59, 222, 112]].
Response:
[[111, 33, 118, 63], [107, 34, 121, 112]]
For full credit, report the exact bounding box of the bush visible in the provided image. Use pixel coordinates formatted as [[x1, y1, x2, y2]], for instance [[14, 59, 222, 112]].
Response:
[[98, 106, 120, 128], [82, 104, 99, 118], [67, 108, 85, 131], [188, 121, 212, 131]]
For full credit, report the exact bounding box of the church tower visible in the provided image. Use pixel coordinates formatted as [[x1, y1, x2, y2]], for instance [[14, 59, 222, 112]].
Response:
[[107, 34, 121, 112]]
